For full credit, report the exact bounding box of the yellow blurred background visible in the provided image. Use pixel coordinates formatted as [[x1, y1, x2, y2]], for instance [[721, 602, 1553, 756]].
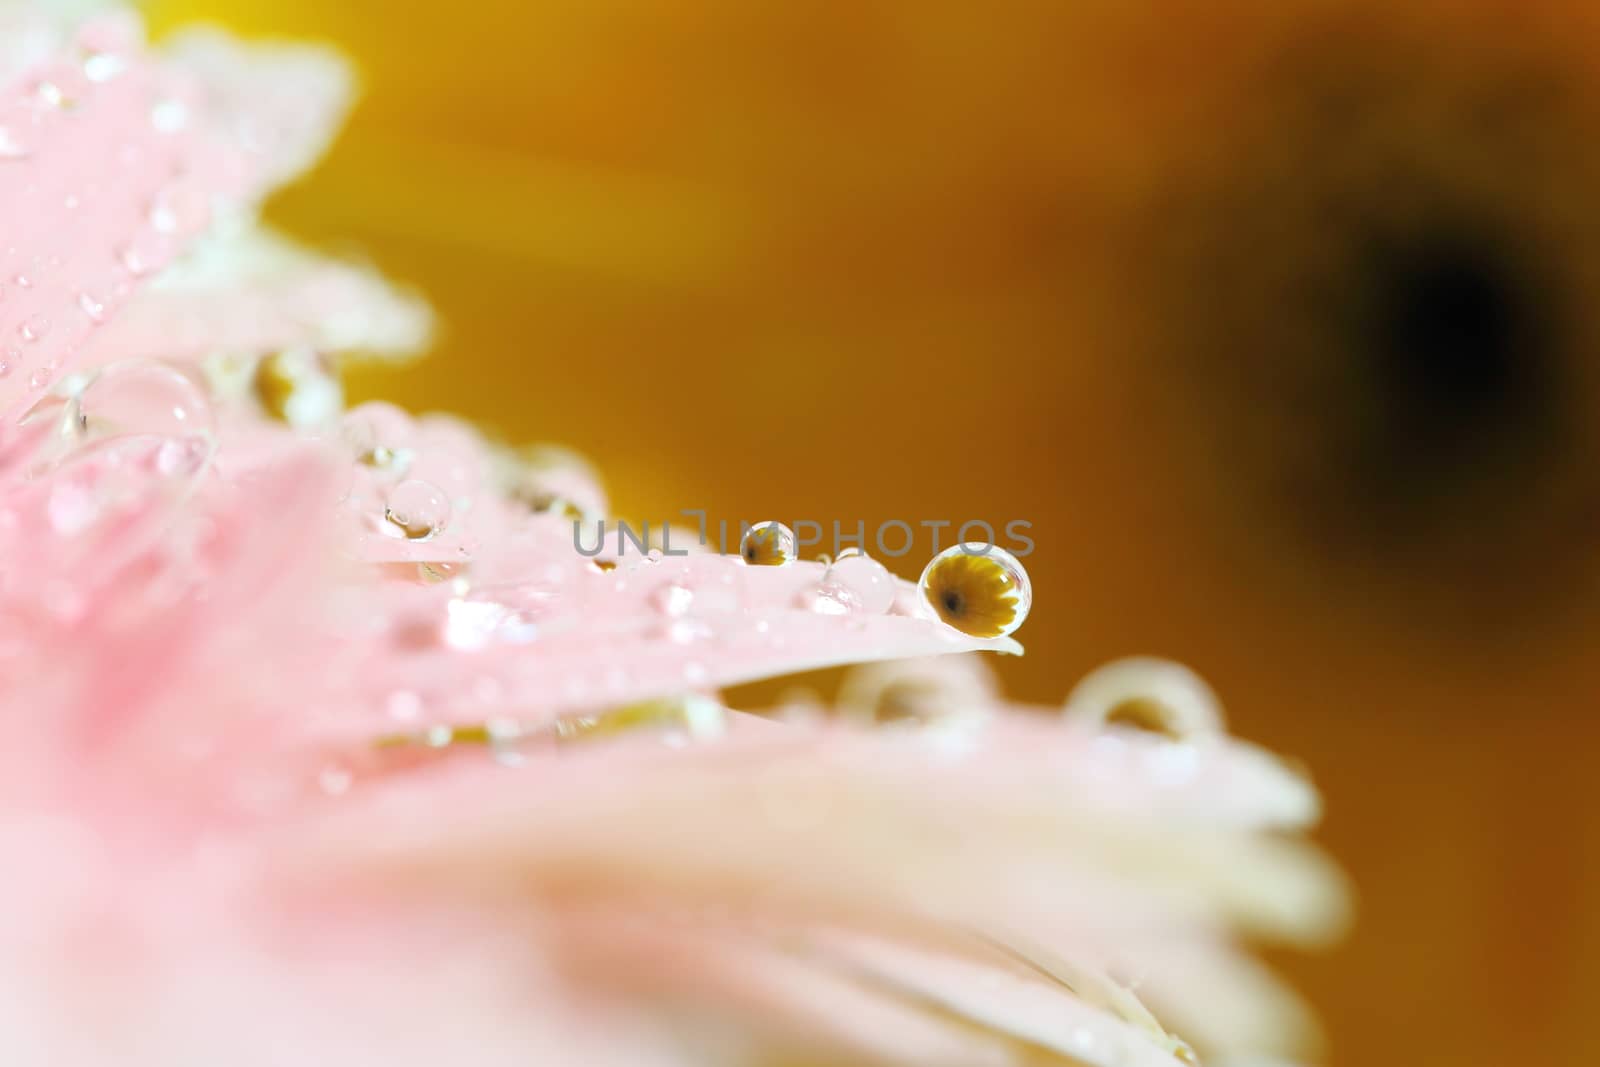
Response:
[[148, 1, 1600, 1064]]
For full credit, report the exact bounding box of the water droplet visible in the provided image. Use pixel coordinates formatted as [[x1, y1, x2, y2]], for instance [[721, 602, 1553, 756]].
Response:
[[740, 520, 797, 566], [916, 542, 1031, 638], [12, 274, 30, 289], [71, 361, 215, 445], [383, 479, 451, 541], [28, 367, 51, 390], [828, 551, 895, 613], [34, 82, 65, 109], [17, 315, 47, 343], [77, 291, 105, 323]]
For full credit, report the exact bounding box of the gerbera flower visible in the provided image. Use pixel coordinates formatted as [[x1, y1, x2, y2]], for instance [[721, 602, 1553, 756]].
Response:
[[0, 6, 1345, 1066]]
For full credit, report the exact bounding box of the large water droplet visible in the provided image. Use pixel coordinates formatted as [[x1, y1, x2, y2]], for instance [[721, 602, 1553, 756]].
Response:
[[383, 479, 450, 541], [829, 550, 895, 613], [917, 542, 1031, 638], [740, 520, 797, 566], [71, 361, 215, 445]]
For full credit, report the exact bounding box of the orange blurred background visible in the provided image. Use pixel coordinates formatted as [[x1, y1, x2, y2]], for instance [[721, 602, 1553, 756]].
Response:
[[148, 2, 1600, 1064]]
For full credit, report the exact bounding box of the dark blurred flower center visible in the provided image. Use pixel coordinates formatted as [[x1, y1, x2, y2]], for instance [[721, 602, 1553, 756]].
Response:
[[1132, 34, 1600, 630], [1354, 228, 1554, 479]]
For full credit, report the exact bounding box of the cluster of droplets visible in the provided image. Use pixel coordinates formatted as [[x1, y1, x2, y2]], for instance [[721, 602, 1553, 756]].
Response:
[[7, 357, 217, 496], [737, 521, 1031, 637], [0, 14, 223, 403], [336, 402, 456, 545]]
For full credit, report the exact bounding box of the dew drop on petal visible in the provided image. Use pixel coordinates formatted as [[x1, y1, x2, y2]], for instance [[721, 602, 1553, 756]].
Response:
[[383, 479, 450, 541], [917, 542, 1032, 638], [829, 551, 895, 613], [740, 520, 797, 566], [72, 361, 215, 443]]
